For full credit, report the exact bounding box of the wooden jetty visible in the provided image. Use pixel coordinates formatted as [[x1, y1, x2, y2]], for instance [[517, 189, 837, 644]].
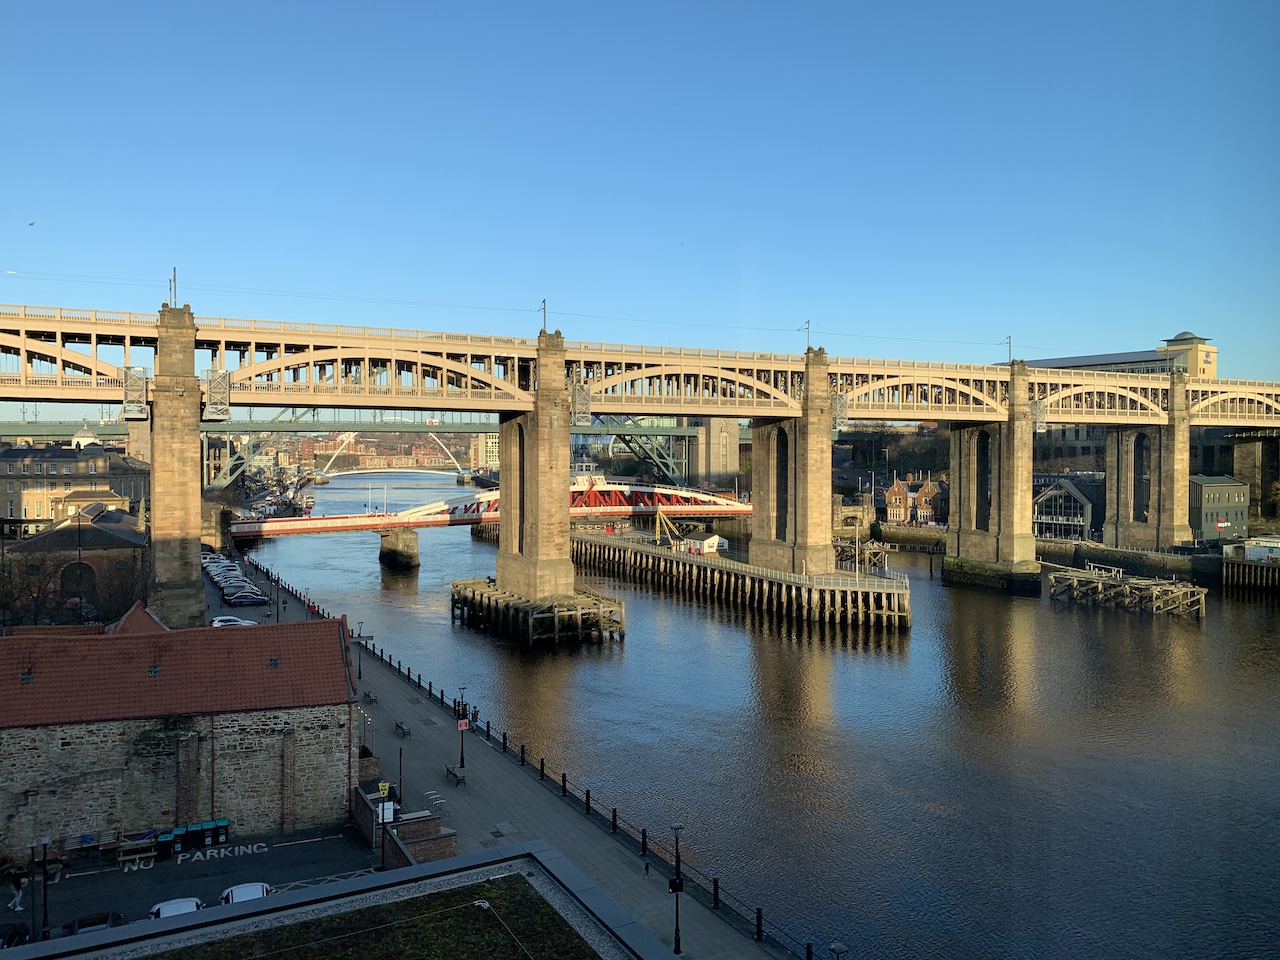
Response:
[[833, 537, 890, 570], [450, 579, 624, 644], [1047, 562, 1207, 618], [571, 532, 911, 627]]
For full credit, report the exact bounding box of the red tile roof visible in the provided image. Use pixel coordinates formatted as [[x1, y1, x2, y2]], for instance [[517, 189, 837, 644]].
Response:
[[1, 619, 355, 729], [106, 601, 170, 634]]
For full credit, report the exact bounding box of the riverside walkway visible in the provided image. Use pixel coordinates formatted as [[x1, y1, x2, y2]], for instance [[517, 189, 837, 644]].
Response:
[[354, 640, 800, 960]]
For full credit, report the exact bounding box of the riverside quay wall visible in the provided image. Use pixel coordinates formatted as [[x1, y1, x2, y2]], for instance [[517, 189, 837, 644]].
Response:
[[570, 532, 911, 627]]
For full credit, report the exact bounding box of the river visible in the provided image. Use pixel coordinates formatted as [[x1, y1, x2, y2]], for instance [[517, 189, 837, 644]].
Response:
[[248, 472, 1280, 960]]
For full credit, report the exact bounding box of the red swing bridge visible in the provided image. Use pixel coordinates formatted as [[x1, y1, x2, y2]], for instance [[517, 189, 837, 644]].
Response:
[[228, 477, 749, 541]]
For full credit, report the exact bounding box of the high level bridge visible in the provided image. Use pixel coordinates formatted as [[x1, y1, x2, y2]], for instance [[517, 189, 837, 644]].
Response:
[[5, 301, 1279, 617]]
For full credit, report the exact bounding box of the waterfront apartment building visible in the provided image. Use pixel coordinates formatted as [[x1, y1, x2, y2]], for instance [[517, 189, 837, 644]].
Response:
[[0, 430, 150, 539], [1189, 475, 1249, 542]]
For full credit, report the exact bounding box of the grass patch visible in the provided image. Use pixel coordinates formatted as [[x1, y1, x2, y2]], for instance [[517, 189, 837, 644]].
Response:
[[146, 874, 602, 960]]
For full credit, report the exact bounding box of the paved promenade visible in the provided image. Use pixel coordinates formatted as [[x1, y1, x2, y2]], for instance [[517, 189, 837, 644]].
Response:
[[354, 642, 796, 960]]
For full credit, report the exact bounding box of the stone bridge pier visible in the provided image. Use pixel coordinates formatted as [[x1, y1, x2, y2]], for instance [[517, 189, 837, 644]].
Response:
[[494, 329, 576, 600], [748, 347, 836, 576], [943, 361, 1040, 594], [1103, 373, 1193, 550]]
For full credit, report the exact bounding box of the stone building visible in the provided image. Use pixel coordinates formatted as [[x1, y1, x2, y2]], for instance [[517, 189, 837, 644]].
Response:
[[884, 477, 949, 525], [1188, 475, 1249, 542], [5, 503, 148, 624], [0, 614, 357, 863]]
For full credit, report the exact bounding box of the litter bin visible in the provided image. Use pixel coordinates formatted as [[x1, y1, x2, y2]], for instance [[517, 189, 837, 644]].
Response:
[[171, 827, 187, 855], [156, 834, 173, 861], [214, 819, 229, 845], [201, 821, 216, 846]]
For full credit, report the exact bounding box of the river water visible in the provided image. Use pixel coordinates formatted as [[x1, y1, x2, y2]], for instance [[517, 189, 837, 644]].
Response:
[[250, 473, 1279, 960]]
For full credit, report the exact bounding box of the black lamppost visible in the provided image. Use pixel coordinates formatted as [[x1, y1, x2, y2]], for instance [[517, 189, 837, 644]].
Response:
[[458, 687, 467, 768], [670, 822, 685, 954], [27, 835, 49, 941]]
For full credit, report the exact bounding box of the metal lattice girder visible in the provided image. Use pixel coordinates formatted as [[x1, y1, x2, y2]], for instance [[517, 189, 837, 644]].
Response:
[[571, 372, 593, 427], [832, 392, 849, 427], [204, 370, 231, 421], [122, 366, 150, 420], [593, 414, 686, 487]]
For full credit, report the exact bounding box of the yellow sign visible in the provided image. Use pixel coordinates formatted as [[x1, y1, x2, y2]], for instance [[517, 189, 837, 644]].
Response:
[[378, 780, 390, 798]]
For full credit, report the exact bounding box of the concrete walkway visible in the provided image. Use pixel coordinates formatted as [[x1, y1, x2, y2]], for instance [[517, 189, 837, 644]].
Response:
[[354, 642, 797, 960]]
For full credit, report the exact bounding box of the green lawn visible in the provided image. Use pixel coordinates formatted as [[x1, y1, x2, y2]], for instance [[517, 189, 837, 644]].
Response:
[[147, 874, 603, 960]]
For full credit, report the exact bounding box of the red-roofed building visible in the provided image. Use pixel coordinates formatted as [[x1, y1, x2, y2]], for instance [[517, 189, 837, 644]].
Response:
[[0, 617, 357, 862]]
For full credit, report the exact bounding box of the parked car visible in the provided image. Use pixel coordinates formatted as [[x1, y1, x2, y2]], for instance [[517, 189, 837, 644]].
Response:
[[219, 882, 272, 905], [226, 593, 270, 607], [63, 912, 126, 935], [0, 923, 30, 948], [210, 616, 258, 627], [149, 897, 204, 919]]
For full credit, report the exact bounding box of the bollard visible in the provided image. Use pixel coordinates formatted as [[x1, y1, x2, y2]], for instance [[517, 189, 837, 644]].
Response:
[[755, 908, 763, 941], [585, 789, 591, 815], [611, 807, 617, 834], [539, 758, 545, 780], [641, 828, 647, 856], [713, 878, 720, 909], [561, 772, 567, 797], [485, 720, 491, 741], [806, 945, 813, 960], [440, 688, 445, 707], [520, 744, 525, 766], [428, 681, 433, 697], [502, 731, 508, 753]]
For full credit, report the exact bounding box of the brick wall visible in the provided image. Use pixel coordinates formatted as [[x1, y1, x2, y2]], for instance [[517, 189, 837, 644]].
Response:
[[1, 703, 356, 861]]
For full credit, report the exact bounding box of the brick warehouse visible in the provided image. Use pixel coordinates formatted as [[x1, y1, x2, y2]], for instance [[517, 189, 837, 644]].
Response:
[[0, 612, 358, 861]]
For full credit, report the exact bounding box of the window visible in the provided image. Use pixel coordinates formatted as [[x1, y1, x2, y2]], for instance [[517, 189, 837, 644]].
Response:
[[20, 482, 28, 492], [20, 464, 28, 475], [4, 483, 9, 493], [34, 502, 40, 518], [34, 464, 42, 475], [63, 482, 71, 491], [88, 463, 97, 474], [33, 481, 41, 492], [89, 481, 99, 491], [62, 465, 70, 475], [4, 464, 10, 474]]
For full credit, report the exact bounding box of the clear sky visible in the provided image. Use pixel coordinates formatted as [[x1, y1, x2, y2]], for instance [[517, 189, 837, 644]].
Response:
[[4, 1, 1278, 379]]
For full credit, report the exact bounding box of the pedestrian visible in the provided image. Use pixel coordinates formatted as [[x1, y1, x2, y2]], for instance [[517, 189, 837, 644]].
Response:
[[643, 861, 650, 878], [7, 872, 22, 911]]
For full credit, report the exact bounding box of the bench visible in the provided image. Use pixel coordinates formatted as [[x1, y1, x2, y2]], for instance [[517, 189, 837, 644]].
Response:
[[362, 690, 378, 704], [444, 764, 466, 787], [394, 721, 411, 738], [62, 829, 122, 864]]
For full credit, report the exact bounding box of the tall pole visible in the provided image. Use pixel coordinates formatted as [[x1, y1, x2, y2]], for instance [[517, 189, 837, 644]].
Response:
[[40, 836, 49, 941], [671, 822, 685, 955], [459, 687, 467, 768]]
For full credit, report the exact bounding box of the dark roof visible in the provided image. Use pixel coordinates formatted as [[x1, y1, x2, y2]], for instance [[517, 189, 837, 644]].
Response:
[[1165, 331, 1208, 343], [10, 512, 146, 552], [0, 619, 353, 728], [1025, 349, 1162, 368]]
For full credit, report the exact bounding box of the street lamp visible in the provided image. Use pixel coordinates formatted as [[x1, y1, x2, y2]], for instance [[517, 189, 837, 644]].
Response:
[[670, 822, 685, 955], [27, 835, 49, 941], [458, 687, 467, 769]]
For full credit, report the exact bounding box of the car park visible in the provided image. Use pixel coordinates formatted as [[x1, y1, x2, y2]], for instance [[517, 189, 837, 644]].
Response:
[[210, 616, 258, 627], [219, 882, 272, 905], [149, 897, 204, 919]]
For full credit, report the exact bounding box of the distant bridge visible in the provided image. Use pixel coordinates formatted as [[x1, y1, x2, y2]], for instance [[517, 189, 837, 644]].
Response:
[[229, 478, 749, 539]]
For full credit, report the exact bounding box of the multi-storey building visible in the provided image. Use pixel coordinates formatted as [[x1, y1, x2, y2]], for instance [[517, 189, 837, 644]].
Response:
[[0, 430, 150, 538], [1188, 475, 1249, 542]]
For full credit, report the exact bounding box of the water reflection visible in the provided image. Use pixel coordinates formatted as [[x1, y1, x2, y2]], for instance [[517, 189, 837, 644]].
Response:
[[252, 475, 1280, 959]]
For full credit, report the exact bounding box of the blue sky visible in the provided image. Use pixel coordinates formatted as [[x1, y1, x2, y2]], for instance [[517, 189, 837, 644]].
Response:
[[4, 1, 1278, 379]]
